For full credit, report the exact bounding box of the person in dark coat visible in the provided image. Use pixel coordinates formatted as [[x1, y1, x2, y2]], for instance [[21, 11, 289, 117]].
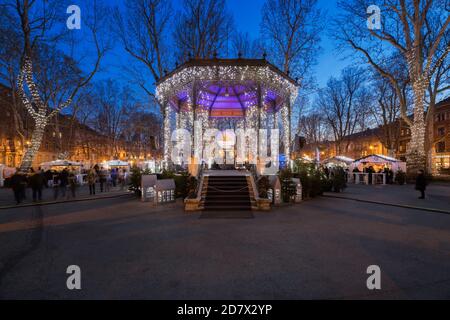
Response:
[[415, 170, 427, 199], [45, 170, 53, 187], [59, 169, 69, 198], [10, 169, 26, 204], [29, 168, 44, 202]]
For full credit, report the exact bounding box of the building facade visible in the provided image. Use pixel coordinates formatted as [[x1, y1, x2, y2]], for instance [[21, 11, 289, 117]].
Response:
[[0, 85, 161, 169], [297, 97, 450, 177]]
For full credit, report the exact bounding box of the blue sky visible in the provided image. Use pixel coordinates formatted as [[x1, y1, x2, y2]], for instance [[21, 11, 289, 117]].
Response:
[[97, 0, 351, 99], [227, 0, 350, 88]]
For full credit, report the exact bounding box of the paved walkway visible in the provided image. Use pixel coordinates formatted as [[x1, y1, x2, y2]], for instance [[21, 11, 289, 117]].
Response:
[[324, 182, 450, 213], [0, 196, 449, 299], [0, 184, 130, 208]]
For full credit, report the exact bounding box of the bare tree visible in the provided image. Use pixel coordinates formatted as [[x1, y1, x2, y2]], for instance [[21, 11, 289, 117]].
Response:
[[297, 113, 330, 146], [261, 0, 323, 82], [0, 11, 26, 146], [318, 67, 371, 154], [91, 80, 133, 158], [334, 0, 450, 172], [173, 0, 235, 60], [370, 75, 405, 156], [230, 32, 264, 58], [115, 0, 172, 105], [8, 0, 107, 170]]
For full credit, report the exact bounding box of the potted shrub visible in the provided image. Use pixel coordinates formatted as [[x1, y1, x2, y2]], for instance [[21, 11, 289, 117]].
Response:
[[331, 167, 347, 192], [257, 176, 271, 198], [128, 166, 142, 196], [395, 170, 406, 185]]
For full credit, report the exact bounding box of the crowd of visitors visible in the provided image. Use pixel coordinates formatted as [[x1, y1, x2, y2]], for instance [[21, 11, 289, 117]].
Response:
[[7, 166, 129, 205]]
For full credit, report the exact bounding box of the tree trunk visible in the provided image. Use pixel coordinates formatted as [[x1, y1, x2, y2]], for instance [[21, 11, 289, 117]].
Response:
[[387, 148, 396, 158], [406, 85, 427, 174], [20, 120, 47, 171]]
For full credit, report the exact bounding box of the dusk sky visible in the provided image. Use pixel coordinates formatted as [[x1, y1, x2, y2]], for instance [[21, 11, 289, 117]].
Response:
[[100, 0, 351, 103]]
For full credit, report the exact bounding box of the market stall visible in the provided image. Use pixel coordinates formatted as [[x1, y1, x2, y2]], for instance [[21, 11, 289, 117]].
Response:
[[322, 156, 355, 168], [1, 165, 16, 187], [349, 154, 406, 185], [40, 160, 83, 172], [101, 160, 130, 171], [40, 160, 84, 185]]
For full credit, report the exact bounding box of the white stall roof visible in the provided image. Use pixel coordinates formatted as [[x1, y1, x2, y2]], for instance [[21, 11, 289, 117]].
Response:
[[354, 154, 403, 163], [40, 160, 82, 167], [323, 156, 355, 165], [103, 160, 130, 167]]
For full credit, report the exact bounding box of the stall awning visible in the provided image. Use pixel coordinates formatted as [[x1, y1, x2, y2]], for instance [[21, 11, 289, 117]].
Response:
[[323, 156, 355, 166], [354, 154, 402, 163], [40, 160, 82, 168], [102, 160, 130, 167]]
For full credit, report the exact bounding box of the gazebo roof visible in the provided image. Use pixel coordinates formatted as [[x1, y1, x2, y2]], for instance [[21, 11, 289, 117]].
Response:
[[155, 58, 299, 114], [157, 58, 299, 86]]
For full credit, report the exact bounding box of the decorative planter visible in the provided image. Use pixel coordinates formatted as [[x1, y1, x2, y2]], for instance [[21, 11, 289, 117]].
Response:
[[257, 198, 272, 211], [184, 198, 201, 212]]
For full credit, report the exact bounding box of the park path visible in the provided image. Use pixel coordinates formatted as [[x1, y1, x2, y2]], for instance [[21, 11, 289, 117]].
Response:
[[0, 184, 130, 208], [324, 183, 450, 213]]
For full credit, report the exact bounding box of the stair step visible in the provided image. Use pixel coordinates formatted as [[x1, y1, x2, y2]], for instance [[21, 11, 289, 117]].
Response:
[[203, 206, 252, 211]]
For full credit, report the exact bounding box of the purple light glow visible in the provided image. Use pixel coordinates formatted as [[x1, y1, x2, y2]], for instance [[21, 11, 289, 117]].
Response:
[[172, 82, 285, 116]]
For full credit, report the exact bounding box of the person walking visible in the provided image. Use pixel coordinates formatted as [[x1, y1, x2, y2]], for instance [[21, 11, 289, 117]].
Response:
[[118, 169, 125, 191], [53, 171, 60, 200], [68, 170, 77, 199], [59, 169, 69, 198], [111, 168, 118, 187], [10, 169, 26, 205], [29, 168, 44, 202], [99, 167, 106, 192], [87, 168, 97, 195], [415, 170, 427, 199]]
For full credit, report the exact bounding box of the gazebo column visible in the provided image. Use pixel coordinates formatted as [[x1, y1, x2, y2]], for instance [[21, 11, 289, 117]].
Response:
[[281, 96, 291, 166], [163, 100, 171, 166], [256, 84, 264, 174], [190, 82, 200, 176]]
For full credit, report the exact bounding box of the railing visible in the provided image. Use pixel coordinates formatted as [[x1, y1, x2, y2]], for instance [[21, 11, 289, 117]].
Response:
[[348, 172, 386, 185]]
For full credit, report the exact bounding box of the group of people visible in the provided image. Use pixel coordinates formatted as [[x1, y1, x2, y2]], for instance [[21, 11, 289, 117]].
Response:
[[9, 167, 79, 204], [86, 166, 128, 195], [8, 165, 129, 205]]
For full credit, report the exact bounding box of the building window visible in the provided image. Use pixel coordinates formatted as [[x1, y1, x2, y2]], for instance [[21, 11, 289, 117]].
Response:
[[436, 141, 446, 153], [438, 127, 445, 136]]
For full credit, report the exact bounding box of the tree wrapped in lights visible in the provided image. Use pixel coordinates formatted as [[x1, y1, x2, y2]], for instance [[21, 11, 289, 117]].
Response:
[[13, 0, 105, 171], [334, 0, 450, 173]]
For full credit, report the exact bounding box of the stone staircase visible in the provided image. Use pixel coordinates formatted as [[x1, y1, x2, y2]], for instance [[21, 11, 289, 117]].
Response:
[[199, 175, 257, 211]]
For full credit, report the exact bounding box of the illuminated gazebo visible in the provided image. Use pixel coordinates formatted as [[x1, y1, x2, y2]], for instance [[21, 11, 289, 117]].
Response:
[[156, 58, 299, 170]]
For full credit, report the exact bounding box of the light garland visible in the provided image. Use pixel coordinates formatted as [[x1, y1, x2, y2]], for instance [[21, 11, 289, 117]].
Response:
[[163, 103, 171, 164], [156, 65, 298, 106], [158, 62, 299, 168], [281, 103, 290, 161], [405, 48, 430, 172], [16, 57, 76, 171]]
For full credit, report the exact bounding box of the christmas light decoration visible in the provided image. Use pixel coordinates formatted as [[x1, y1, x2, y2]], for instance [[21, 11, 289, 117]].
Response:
[[156, 60, 299, 169], [404, 49, 430, 172], [17, 57, 73, 171]]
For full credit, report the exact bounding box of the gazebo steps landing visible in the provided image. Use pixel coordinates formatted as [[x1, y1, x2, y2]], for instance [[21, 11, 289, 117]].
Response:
[[199, 175, 257, 211]]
